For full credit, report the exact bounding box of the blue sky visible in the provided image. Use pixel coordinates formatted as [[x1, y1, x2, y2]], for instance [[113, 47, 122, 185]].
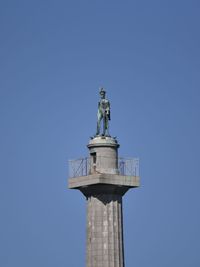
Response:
[[0, 0, 200, 266]]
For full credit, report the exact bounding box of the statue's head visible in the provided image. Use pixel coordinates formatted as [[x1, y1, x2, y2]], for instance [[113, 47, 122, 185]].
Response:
[[99, 87, 106, 98]]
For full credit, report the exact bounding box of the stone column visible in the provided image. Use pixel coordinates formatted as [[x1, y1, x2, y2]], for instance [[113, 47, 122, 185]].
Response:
[[86, 193, 125, 267], [68, 136, 140, 267]]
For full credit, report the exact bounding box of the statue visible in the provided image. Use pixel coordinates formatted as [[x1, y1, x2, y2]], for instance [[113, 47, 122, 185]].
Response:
[[96, 88, 111, 136]]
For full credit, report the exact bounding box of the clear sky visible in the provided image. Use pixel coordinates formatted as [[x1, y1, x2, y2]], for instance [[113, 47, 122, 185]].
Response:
[[0, 0, 200, 266]]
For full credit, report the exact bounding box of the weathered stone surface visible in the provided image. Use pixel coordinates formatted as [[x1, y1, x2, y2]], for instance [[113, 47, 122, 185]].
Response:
[[88, 136, 119, 147], [68, 173, 140, 189], [88, 136, 119, 175], [87, 194, 124, 267]]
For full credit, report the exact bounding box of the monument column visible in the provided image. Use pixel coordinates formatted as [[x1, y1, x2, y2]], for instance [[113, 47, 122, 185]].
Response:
[[68, 89, 140, 267], [86, 193, 124, 267], [83, 136, 125, 267]]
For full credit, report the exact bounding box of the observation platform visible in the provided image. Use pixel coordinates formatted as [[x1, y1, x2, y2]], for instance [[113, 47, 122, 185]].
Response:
[[68, 156, 140, 192]]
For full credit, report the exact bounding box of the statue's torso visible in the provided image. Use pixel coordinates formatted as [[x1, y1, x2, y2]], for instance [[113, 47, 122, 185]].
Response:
[[99, 99, 110, 111]]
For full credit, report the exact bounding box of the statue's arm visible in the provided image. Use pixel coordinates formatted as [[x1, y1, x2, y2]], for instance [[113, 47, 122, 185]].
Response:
[[97, 101, 100, 115], [107, 101, 111, 120], [98, 101, 100, 111]]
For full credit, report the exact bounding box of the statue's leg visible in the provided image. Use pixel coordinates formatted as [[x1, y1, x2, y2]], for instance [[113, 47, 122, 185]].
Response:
[[96, 112, 102, 135], [105, 116, 110, 136], [103, 114, 110, 136], [96, 121, 100, 135], [102, 116, 105, 136]]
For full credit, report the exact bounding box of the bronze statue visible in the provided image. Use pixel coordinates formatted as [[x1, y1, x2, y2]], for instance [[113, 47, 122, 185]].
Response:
[[96, 88, 111, 136]]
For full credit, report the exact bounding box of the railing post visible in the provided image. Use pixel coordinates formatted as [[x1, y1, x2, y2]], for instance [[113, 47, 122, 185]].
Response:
[[85, 157, 87, 176]]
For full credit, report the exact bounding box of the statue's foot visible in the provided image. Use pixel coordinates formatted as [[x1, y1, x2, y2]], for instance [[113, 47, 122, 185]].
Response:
[[105, 131, 111, 137]]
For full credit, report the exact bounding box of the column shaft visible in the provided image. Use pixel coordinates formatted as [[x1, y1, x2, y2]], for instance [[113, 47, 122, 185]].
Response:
[[86, 194, 125, 267]]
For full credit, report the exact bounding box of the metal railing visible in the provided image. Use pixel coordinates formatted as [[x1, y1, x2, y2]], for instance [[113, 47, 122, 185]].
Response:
[[118, 157, 139, 177], [68, 157, 139, 178], [68, 157, 90, 178]]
